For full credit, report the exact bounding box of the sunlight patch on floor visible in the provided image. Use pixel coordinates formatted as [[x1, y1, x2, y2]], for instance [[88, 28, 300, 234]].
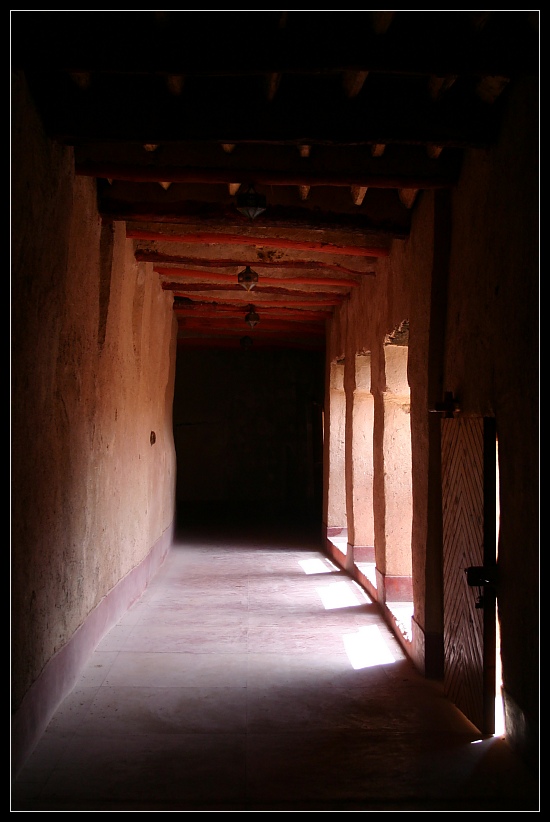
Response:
[[343, 625, 396, 669], [299, 557, 339, 575], [317, 580, 363, 609]]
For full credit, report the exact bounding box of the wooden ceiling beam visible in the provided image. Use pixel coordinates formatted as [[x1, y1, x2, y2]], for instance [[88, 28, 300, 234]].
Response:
[[342, 70, 369, 98], [157, 268, 235, 283], [165, 284, 350, 299], [174, 304, 332, 320], [266, 72, 282, 100], [351, 185, 368, 205], [155, 267, 359, 288], [171, 293, 342, 307], [26, 77, 505, 149], [127, 228, 389, 258], [73, 141, 462, 176], [78, 161, 458, 190], [134, 250, 375, 276], [107, 200, 409, 236]]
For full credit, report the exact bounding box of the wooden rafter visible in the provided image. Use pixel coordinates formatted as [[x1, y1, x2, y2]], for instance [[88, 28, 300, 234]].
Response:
[[12, 10, 537, 350]]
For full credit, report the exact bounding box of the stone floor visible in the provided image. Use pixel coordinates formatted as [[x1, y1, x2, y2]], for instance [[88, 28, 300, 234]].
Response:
[[11, 509, 539, 811]]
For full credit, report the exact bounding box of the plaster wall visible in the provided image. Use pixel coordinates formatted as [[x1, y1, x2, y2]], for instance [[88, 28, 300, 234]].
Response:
[[11, 74, 178, 721]]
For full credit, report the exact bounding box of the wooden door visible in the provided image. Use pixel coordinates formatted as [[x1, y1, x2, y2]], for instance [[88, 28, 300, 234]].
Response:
[[441, 416, 497, 734]]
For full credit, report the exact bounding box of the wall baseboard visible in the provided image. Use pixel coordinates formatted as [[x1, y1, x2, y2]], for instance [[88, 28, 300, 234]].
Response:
[[11, 521, 174, 779]]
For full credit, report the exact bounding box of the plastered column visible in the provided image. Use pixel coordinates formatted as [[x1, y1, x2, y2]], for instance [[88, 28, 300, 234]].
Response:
[[326, 360, 347, 536], [349, 354, 375, 563], [379, 341, 413, 601]]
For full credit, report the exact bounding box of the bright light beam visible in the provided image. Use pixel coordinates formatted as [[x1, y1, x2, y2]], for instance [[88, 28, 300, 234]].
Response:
[[343, 625, 396, 669]]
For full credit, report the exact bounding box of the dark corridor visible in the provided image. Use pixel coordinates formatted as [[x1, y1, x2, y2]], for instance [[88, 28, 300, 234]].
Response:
[[173, 348, 325, 517]]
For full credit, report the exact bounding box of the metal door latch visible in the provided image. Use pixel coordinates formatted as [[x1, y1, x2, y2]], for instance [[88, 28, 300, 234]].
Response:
[[428, 391, 460, 418], [465, 565, 497, 609]]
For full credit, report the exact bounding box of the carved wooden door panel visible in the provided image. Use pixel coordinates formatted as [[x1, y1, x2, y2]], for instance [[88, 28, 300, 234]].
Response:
[[441, 416, 497, 734]]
